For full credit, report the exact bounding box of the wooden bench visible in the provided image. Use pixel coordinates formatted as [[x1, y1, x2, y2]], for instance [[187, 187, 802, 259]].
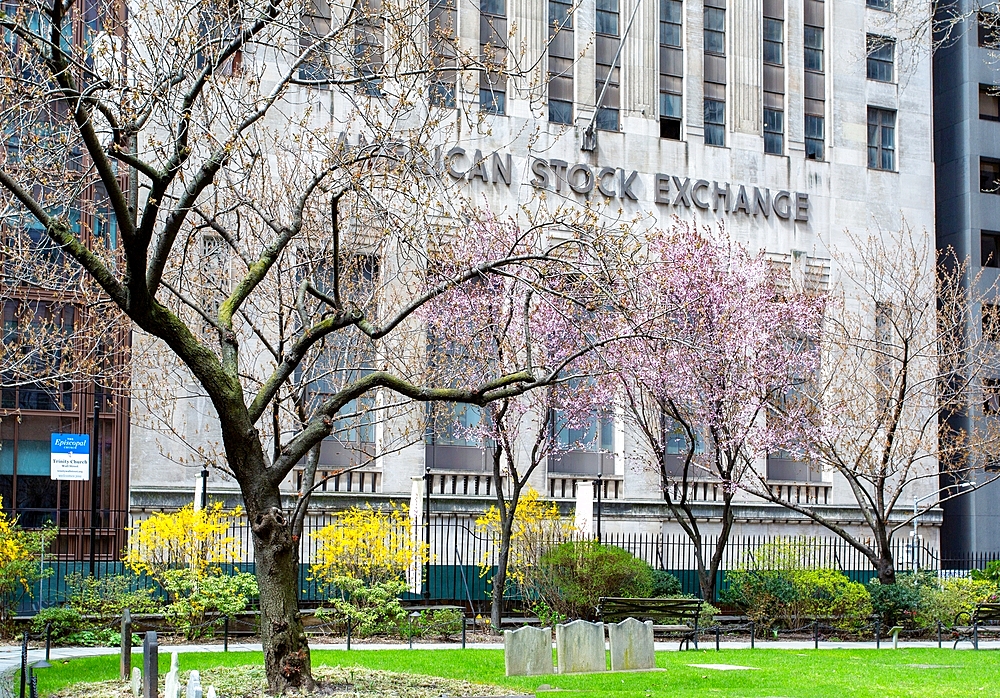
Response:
[[597, 597, 705, 650], [953, 603, 1000, 649]]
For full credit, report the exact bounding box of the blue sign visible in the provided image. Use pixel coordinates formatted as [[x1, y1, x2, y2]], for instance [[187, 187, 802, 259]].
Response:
[[50, 433, 90, 480]]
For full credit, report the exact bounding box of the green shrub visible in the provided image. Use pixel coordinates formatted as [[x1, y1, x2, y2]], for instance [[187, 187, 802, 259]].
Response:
[[720, 569, 800, 631], [650, 570, 683, 597], [322, 577, 407, 637], [64, 573, 158, 621], [30, 606, 81, 641], [63, 628, 123, 647], [160, 569, 258, 639], [538, 541, 653, 620], [797, 569, 872, 632], [722, 567, 871, 632], [417, 608, 464, 639], [970, 560, 1000, 585], [867, 571, 935, 628], [916, 576, 997, 629]]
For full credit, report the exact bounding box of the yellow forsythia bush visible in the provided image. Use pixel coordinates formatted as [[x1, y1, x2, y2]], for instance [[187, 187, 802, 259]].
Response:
[[124, 503, 255, 638], [124, 503, 244, 580], [475, 487, 575, 588], [311, 504, 429, 586], [0, 497, 55, 632]]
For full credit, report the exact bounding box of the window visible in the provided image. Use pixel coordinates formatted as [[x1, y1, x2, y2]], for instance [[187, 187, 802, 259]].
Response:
[[704, 7, 725, 55], [300, 0, 332, 82], [549, 100, 572, 124], [703, 2, 725, 146], [660, 0, 681, 47], [762, 2, 784, 155], [984, 304, 1000, 343], [866, 0, 891, 10], [867, 107, 895, 171], [704, 99, 725, 146], [550, 0, 572, 29], [804, 25, 823, 72], [763, 17, 783, 65], [659, 0, 682, 140], [981, 85, 1000, 121], [983, 231, 1000, 268], [805, 114, 824, 160], [548, 0, 574, 124], [595, 0, 620, 130], [803, 1, 825, 162], [353, 0, 383, 97], [764, 108, 783, 154], [981, 157, 1000, 193], [480, 0, 507, 114], [980, 12, 1000, 49], [596, 0, 618, 35], [429, 0, 457, 107], [985, 378, 1000, 415], [866, 35, 894, 82]]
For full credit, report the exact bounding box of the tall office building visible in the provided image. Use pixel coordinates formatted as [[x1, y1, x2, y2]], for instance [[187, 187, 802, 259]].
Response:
[[934, 2, 1000, 560]]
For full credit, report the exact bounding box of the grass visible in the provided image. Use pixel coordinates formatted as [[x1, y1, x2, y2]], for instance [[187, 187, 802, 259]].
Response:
[[29, 647, 1000, 697]]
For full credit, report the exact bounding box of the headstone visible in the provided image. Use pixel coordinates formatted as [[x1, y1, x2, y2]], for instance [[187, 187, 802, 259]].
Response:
[[131, 667, 142, 698], [142, 631, 158, 698], [607, 618, 655, 671], [555, 620, 606, 674], [164, 670, 179, 698], [206, 687, 217, 698], [503, 625, 554, 677], [170, 652, 179, 673], [121, 608, 133, 680], [186, 670, 203, 698]]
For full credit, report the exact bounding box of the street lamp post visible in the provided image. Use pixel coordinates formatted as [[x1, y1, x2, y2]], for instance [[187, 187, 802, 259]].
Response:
[[200, 467, 209, 509], [423, 465, 431, 601], [595, 467, 603, 543], [88, 390, 101, 578]]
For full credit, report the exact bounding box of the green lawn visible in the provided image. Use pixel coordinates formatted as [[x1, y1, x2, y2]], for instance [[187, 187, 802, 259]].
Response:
[[30, 647, 1000, 698]]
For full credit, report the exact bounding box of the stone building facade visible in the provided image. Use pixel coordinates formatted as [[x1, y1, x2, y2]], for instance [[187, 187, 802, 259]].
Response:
[[129, 0, 941, 550]]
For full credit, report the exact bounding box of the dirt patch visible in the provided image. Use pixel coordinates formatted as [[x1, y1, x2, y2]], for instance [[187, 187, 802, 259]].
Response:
[[50, 665, 511, 698]]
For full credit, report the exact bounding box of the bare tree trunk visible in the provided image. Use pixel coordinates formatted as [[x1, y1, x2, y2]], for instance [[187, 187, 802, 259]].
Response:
[[248, 490, 315, 692], [226, 417, 315, 693], [491, 513, 515, 631], [875, 544, 897, 585]]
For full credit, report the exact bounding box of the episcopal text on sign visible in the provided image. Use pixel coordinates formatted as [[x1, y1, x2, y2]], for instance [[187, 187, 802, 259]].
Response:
[[50, 433, 90, 480]]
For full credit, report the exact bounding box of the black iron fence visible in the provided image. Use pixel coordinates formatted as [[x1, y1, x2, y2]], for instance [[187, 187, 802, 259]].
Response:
[[8, 506, 1000, 614]]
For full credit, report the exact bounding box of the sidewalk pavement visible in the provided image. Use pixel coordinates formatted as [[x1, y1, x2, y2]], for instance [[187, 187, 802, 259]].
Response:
[[3, 637, 999, 677]]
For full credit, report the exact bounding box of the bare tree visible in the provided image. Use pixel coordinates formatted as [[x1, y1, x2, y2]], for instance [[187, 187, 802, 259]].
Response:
[[747, 227, 1000, 585], [0, 0, 616, 689]]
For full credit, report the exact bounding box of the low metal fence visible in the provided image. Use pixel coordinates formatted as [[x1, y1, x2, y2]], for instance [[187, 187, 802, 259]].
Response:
[[7, 505, 1000, 614]]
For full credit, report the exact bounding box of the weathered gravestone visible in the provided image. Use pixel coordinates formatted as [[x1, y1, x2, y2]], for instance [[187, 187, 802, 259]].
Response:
[[131, 667, 142, 698], [205, 687, 217, 698], [555, 620, 606, 674], [186, 670, 203, 698], [164, 669, 180, 698], [503, 625, 554, 677], [121, 609, 133, 680], [170, 652, 179, 673], [607, 618, 655, 671], [142, 631, 158, 698]]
